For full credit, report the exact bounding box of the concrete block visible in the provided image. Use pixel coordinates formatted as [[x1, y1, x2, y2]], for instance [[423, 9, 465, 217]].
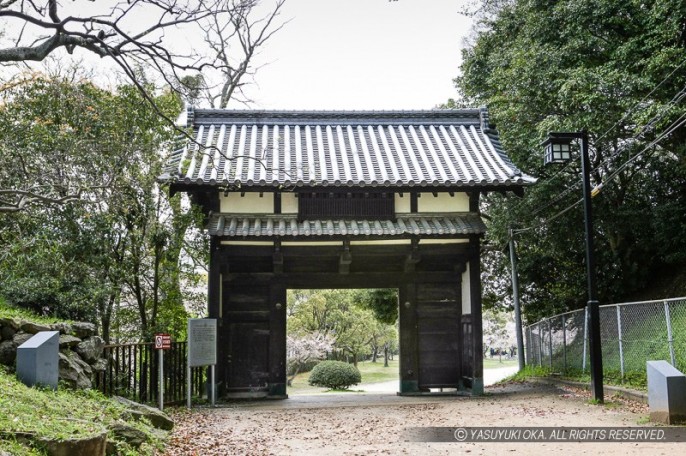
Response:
[[647, 360, 686, 424], [16, 331, 59, 390]]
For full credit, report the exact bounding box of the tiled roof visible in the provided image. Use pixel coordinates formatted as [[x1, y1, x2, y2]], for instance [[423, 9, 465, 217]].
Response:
[[161, 108, 535, 189], [208, 213, 486, 238]]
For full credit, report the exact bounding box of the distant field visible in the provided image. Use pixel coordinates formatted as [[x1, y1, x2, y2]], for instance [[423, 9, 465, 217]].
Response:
[[288, 358, 400, 395], [288, 357, 518, 395]]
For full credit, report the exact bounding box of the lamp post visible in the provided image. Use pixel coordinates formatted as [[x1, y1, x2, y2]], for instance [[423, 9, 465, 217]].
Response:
[[542, 131, 604, 403]]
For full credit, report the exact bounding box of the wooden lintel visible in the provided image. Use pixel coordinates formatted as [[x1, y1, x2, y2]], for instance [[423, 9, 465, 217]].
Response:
[[339, 240, 352, 274], [273, 240, 283, 274]]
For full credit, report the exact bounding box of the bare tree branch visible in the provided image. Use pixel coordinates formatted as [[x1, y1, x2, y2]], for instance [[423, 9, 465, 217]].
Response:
[[0, 1, 290, 212]]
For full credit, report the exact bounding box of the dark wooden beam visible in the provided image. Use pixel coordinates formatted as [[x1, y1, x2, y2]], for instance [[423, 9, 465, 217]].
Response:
[[339, 240, 352, 274], [469, 237, 484, 394], [399, 283, 419, 393], [404, 238, 421, 272], [273, 240, 283, 274]]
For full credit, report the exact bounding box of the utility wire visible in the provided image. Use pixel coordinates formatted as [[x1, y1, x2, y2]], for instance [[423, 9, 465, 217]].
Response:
[[592, 57, 686, 145], [503, 79, 686, 220], [590, 85, 686, 174], [510, 111, 686, 237], [511, 83, 686, 220]]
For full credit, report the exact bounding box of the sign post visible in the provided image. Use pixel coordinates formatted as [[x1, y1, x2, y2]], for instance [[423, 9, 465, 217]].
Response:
[[187, 319, 217, 409], [154, 333, 171, 411]]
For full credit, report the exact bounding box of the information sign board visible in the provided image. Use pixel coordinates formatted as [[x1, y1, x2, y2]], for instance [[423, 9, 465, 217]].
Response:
[[187, 319, 217, 367]]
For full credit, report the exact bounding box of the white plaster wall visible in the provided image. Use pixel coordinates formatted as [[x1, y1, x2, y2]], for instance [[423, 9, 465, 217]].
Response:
[[462, 262, 471, 315], [220, 192, 273, 213], [418, 192, 470, 212], [281, 193, 298, 214], [395, 194, 411, 213]]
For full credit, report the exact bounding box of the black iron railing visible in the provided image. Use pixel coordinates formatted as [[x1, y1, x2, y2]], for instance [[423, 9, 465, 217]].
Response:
[[95, 341, 206, 405]]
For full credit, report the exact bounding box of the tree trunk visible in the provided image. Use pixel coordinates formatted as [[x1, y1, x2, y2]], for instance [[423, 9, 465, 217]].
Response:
[[383, 344, 389, 367], [287, 364, 301, 387], [372, 346, 378, 363]]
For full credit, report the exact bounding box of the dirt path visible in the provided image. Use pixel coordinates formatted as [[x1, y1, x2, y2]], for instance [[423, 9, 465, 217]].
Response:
[[162, 382, 683, 456]]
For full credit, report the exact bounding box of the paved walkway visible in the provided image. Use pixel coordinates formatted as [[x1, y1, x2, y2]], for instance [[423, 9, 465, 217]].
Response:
[[164, 380, 669, 456], [331, 365, 519, 393], [234, 365, 522, 409]]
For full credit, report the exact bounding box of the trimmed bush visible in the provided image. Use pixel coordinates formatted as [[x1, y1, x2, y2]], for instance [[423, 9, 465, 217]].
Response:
[[308, 360, 361, 390]]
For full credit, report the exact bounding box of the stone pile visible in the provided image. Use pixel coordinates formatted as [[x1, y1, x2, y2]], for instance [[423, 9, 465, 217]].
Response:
[[0, 317, 107, 389]]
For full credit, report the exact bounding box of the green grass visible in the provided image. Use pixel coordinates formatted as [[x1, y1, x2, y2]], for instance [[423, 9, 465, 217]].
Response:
[[288, 357, 519, 395], [537, 306, 686, 390], [483, 358, 518, 369], [288, 358, 400, 394], [0, 366, 165, 455], [0, 297, 65, 325]]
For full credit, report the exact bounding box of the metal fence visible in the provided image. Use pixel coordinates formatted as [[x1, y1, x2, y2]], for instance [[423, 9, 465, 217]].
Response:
[[525, 297, 686, 383], [94, 341, 206, 405]]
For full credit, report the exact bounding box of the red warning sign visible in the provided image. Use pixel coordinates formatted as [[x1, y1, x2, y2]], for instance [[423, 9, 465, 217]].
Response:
[[154, 333, 172, 350]]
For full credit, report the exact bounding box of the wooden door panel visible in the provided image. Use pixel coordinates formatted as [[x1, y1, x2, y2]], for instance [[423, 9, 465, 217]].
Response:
[[227, 322, 270, 390]]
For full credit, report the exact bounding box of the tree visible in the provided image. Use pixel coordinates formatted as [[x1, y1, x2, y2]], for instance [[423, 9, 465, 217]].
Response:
[[286, 331, 333, 386], [200, 0, 287, 107], [356, 289, 398, 325], [455, 0, 686, 320], [287, 289, 398, 368], [482, 309, 515, 362], [0, 73, 207, 341], [367, 320, 396, 366], [0, 1, 287, 212]]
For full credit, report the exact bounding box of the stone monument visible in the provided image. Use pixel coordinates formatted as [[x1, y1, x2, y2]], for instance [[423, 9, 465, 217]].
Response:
[[16, 331, 59, 389], [647, 360, 686, 424]]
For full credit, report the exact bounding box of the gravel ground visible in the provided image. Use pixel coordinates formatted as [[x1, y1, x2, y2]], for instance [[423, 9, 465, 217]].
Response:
[[162, 381, 684, 456]]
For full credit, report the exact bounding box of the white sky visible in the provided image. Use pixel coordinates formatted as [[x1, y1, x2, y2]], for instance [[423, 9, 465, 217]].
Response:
[[235, 0, 473, 110], [0, 0, 473, 111]]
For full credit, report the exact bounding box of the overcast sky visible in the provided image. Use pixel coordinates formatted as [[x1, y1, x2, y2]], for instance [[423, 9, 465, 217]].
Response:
[[235, 0, 473, 110]]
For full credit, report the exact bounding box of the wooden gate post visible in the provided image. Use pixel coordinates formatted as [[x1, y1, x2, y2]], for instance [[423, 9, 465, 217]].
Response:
[[399, 283, 419, 394]]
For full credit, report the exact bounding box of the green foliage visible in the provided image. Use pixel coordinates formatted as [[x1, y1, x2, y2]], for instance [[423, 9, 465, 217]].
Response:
[[0, 296, 65, 324], [308, 360, 362, 390], [356, 289, 398, 324], [0, 366, 164, 455], [0, 72, 206, 342], [287, 289, 398, 366], [456, 0, 686, 320]]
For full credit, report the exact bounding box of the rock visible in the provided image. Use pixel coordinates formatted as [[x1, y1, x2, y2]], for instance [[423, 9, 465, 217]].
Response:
[[1, 325, 17, 341], [75, 336, 105, 363], [91, 358, 108, 373], [0, 317, 22, 331], [59, 334, 82, 348], [107, 422, 148, 449], [0, 340, 16, 366], [21, 321, 53, 334], [72, 322, 97, 338], [36, 431, 107, 456], [13, 332, 33, 347], [114, 396, 174, 431], [52, 322, 72, 335], [59, 351, 93, 389]]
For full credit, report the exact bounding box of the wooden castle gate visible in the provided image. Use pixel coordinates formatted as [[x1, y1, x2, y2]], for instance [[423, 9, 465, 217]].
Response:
[[163, 108, 533, 398]]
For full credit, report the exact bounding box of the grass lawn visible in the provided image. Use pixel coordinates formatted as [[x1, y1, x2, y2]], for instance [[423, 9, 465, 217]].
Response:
[[288, 358, 400, 395], [0, 365, 165, 456], [288, 357, 519, 395], [483, 358, 518, 369]]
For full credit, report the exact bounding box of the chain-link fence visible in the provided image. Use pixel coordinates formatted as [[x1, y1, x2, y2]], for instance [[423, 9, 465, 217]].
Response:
[[525, 297, 686, 383]]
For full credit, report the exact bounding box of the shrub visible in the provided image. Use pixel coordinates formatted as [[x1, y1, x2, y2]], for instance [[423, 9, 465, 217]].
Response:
[[308, 360, 361, 390]]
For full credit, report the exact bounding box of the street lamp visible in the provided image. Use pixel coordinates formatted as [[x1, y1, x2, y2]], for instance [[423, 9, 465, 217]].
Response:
[[542, 131, 604, 403]]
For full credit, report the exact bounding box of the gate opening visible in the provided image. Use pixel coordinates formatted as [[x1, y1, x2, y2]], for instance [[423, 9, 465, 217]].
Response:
[[286, 289, 400, 395]]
